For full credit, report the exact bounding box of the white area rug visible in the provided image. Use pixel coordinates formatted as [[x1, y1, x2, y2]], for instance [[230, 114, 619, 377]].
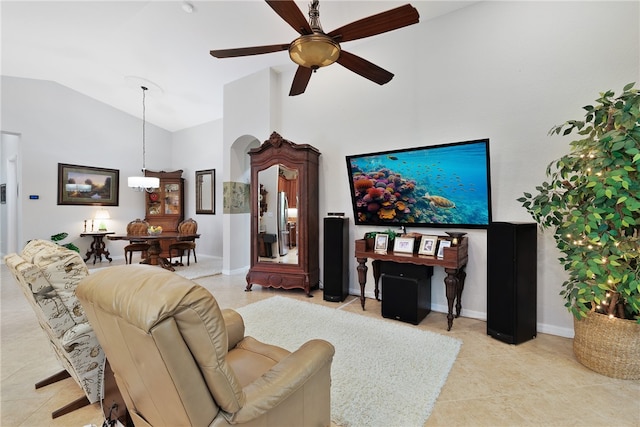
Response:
[[236, 296, 462, 427], [89, 255, 222, 280], [173, 256, 222, 279]]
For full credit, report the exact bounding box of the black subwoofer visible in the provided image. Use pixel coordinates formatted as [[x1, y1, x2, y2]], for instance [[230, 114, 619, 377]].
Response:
[[487, 222, 537, 344], [323, 217, 349, 302], [381, 263, 433, 325]]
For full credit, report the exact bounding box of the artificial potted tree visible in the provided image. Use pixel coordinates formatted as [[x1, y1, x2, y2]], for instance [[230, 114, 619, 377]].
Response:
[[518, 83, 639, 379]]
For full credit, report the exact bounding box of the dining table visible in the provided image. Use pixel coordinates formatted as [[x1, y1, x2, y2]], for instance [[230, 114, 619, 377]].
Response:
[[108, 232, 200, 271]]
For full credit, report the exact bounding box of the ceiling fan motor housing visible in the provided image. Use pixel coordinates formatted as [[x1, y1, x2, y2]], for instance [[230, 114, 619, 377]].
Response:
[[289, 33, 341, 69]]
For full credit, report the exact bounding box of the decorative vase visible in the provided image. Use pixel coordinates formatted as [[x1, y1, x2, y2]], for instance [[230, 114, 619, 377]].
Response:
[[573, 312, 640, 380], [445, 231, 467, 246]]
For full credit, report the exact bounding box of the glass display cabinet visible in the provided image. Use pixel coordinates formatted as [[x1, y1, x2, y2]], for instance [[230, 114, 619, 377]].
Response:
[[144, 169, 184, 256]]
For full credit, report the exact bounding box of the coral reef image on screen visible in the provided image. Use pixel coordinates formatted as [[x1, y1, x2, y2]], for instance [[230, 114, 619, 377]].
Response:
[[346, 139, 492, 228]]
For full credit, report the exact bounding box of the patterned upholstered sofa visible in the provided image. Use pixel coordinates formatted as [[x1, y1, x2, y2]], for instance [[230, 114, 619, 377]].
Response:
[[4, 239, 105, 418]]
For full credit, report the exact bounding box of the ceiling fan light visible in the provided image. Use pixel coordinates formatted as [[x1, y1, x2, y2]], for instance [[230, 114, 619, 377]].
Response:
[[289, 34, 340, 69]]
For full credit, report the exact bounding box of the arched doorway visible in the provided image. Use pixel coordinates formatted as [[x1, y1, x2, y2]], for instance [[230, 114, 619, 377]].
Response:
[[222, 134, 260, 274]]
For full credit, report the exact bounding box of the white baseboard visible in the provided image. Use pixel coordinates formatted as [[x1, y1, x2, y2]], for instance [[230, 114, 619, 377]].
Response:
[[357, 288, 575, 338], [223, 266, 249, 276], [537, 323, 574, 338]]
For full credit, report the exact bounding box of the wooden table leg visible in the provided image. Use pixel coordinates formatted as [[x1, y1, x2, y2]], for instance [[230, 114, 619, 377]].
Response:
[[455, 268, 466, 318], [142, 240, 175, 271], [356, 257, 368, 310], [83, 248, 94, 263], [372, 260, 381, 301], [444, 268, 462, 331], [84, 235, 112, 264], [96, 235, 112, 263]]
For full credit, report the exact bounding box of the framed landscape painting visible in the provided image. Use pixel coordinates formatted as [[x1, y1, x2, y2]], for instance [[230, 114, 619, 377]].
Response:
[[57, 163, 119, 206]]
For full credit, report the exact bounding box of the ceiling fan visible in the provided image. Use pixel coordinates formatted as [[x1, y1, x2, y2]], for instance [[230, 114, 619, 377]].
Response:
[[210, 0, 420, 96]]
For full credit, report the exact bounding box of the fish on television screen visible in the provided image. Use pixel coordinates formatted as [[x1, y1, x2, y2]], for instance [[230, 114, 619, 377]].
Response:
[[346, 139, 492, 228]]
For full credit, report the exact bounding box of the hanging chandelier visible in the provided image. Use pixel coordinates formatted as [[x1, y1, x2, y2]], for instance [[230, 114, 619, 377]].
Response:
[[128, 86, 159, 192]]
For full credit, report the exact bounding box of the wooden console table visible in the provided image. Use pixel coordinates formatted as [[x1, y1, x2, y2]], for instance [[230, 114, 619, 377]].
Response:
[[354, 237, 468, 330]]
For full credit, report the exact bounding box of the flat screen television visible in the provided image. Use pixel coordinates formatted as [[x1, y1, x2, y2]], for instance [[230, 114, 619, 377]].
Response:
[[346, 139, 492, 229]]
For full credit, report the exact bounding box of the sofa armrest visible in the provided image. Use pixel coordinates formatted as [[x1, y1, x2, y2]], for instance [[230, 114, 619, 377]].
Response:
[[224, 339, 335, 424], [222, 309, 245, 351]]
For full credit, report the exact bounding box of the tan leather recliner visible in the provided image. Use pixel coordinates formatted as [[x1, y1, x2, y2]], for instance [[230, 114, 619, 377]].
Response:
[[76, 265, 335, 427]]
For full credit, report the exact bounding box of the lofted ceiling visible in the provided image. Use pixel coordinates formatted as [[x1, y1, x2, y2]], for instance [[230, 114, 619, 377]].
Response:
[[2, 1, 476, 132]]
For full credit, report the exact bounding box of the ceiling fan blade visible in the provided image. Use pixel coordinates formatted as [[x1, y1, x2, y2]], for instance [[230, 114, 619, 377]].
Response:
[[327, 4, 419, 43], [289, 66, 313, 96], [210, 44, 290, 58], [336, 50, 394, 86], [266, 0, 313, 35]]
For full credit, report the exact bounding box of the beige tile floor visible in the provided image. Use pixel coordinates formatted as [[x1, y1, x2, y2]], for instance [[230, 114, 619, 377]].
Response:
[[1, 260, 638, 427]]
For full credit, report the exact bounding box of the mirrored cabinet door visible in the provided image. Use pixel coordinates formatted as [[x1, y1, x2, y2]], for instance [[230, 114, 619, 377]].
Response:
[[256, 164, 298, 264]]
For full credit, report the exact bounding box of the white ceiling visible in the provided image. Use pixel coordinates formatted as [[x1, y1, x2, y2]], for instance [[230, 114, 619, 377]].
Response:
[[2, 1, 476, 132]]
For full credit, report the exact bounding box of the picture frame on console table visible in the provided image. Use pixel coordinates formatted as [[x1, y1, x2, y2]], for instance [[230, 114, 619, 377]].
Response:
[[418, 235, 438, 256], [57, 163, 119, 206], [393, 236, 415, 254], [437, 239, 452, 258], [374, 233, 389, 253]]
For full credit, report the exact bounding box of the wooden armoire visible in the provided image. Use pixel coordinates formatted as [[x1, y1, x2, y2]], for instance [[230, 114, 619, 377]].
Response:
[[246, 132, 321, 296]]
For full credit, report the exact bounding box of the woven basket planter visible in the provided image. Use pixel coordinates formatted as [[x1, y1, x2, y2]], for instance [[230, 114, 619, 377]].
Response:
[[573, 312, 640, 380]]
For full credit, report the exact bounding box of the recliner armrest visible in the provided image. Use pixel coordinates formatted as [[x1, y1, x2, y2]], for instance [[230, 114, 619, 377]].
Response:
[[224, 339, 335, 424], [222, 309, 245, 351]]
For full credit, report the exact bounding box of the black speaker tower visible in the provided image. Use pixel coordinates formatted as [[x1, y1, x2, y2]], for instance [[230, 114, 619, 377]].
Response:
[[487, 222, 537, 344], [323, 217, 349, 302]]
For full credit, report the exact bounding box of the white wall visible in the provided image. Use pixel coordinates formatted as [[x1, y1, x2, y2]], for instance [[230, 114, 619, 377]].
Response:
[[171, 120, 224, 257], [221, 68, 278, 274], [1, 76, 174, 258], [271, 1, 639, 336]]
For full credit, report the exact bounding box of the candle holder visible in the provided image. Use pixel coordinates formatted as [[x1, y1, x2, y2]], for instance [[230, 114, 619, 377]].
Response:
[[445, 231, 467, 246]]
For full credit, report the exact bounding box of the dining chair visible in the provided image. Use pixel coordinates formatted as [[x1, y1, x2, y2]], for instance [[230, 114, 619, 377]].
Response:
[[168, 218, 197, 266], [124, 219, 150, 264]]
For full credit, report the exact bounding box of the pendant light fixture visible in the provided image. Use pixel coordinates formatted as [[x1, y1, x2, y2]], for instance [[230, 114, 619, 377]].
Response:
[[128, 86, 160, 192]]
